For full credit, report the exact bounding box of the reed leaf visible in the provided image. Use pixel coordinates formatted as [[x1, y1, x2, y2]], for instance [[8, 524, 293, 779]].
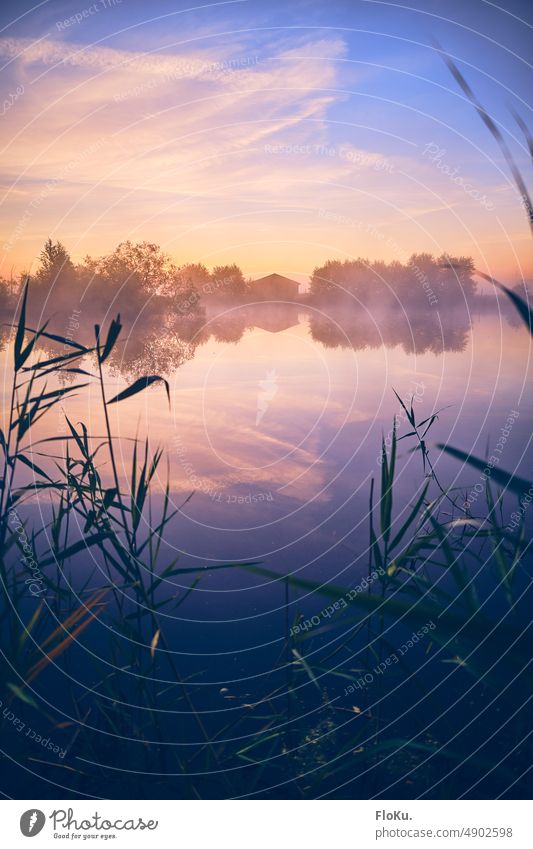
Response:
[[13, 279, 29, 370], [476, 270, 532, 335], [438, 444, 532, 496], [106, 375, 170, 406]]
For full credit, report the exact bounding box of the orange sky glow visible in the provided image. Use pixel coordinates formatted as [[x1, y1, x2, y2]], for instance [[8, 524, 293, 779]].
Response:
[[1, 4, 531, 286]]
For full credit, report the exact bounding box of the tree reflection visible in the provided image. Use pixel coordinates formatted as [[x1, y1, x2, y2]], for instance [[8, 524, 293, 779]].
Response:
[[309, 305, 471, 354]]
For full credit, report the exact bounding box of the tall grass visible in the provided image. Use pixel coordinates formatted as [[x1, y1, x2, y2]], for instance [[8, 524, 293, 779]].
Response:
[[236, 424, 531, 794], [0, 291, 241, 796]]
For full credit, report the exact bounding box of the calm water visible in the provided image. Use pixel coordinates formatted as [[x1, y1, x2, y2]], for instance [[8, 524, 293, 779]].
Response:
[[5, 302, 531, 624], [139, 304, 532, 685], [2, 299, 532, 798]]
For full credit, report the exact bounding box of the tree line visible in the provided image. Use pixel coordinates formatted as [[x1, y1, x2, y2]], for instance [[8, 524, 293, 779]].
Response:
[[308, 254, 478, 307], [1, 241, 524, 328]]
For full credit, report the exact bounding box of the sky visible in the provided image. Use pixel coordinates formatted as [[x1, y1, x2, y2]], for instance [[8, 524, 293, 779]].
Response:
[[0, 0, 531, 283]]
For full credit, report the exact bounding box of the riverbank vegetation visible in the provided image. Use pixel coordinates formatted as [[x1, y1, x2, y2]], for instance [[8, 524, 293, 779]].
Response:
[[0, 241, 503, 322]]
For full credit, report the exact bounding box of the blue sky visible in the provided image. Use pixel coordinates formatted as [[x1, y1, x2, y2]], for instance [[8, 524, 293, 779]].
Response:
[[0, 0, 531, 281]]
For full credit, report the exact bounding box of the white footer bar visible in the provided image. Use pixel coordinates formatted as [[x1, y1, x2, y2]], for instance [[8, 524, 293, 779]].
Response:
[[2, 799, 530, 847]]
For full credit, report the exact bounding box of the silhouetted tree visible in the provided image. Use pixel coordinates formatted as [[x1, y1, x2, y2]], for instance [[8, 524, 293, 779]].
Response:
[[210, 264, 247, 298], [177, 263, 211, 292], [309, 253, 477, 308], [37, 238, 73, 281]]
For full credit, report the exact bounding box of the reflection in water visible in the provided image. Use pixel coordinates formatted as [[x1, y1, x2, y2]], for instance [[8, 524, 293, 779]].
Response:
[[241, 303, 301, 334], [309, 306, 471, 354], [0, 240, 526, 370], [6, 296, 525, 525], [18, 299, 475, 377], [107, 314, 207, 377]]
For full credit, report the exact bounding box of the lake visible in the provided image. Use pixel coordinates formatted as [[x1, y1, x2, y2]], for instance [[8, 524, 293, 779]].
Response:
[[1, 298, 531, 799]]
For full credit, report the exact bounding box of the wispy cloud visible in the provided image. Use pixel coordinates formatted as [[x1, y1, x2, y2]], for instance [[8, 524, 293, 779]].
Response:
[[0, 34, 256, 81], [0, 33, 357, 265], [0, 27, 527, 279]]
